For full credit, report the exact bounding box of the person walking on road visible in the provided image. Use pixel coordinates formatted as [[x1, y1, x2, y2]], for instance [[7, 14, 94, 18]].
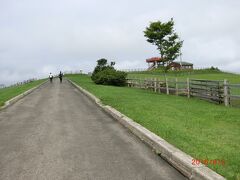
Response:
[[59, 71, 63, 83], [49, 73, 53, 83]]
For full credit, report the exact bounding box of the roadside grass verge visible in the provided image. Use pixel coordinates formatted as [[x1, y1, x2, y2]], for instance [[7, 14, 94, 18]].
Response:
[[0, 79, 46, 107], [67, 74, 240, 180]]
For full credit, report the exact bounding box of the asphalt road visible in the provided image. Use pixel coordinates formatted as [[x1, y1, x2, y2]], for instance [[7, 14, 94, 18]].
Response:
[[0, 79, 186, 180]]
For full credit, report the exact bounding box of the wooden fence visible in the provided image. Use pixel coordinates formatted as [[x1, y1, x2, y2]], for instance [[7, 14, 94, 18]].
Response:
[[229, 84, 240, 108], [189, 79, 225, 104], [127, 78, 240, 107], [127, 78, 187, 96]]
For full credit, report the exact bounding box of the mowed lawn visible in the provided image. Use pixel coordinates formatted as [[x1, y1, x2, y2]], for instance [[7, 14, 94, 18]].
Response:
[[0, 79, 45, 107], [67, 74, 240, 180], [128, 71, 240, 84]]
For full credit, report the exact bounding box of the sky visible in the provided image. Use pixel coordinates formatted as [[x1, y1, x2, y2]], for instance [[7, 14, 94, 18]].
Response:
[[0, 0, 240, 85]]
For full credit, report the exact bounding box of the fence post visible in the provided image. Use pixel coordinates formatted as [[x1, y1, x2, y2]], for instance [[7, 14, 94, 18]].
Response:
[[151, 78, 154, 91], [134, 77, 136, 87], [158, 78, 161, 93], [224, 79, 229, 107], [175, 78, 178, 96], [144, 78, 147, 89], [187, 78, 190, 98], [166, 77, 169, 95], [154, 78, 157, 92]]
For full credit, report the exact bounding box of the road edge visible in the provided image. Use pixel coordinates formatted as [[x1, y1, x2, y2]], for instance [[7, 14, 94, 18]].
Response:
[[0, 80, 48, 111], [68, 79, 226, 180]]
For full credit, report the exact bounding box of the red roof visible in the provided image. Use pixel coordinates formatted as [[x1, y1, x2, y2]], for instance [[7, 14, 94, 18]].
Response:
[[146, 57, 163, 63]]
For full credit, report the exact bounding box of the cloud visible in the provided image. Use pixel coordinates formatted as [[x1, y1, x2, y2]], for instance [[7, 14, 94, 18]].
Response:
[[0, 0, 239, 85]]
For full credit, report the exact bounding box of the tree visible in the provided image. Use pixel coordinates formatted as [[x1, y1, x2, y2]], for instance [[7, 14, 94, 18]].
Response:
[[110, 61, 115, 67], [92, 58, 112, 76], [91, 58, 127, 86], [144, 18, 183, 68], [97, 58, 107, 67]]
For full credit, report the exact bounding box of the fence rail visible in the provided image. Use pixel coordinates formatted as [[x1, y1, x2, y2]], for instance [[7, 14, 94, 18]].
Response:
[[189, 79, 225, 104], [127, 78, 240, 108], [229, 84, 240, 108]]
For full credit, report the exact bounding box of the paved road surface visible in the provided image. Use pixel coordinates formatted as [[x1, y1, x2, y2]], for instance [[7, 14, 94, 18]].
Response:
[[0, 80, 186, 180]]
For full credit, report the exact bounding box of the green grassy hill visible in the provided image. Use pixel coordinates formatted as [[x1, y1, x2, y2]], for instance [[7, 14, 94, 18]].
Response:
[[67, 74, 240, 180], [0, 79, 46, 107]]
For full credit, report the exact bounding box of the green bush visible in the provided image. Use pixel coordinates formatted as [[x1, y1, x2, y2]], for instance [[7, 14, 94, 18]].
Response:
[[92, 68, 127, 86], [91, 58, 127, 86]]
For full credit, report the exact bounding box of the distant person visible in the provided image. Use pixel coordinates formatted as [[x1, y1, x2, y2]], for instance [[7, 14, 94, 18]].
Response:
[[49, 73, 53, 83], [59, 71, 63, 83]]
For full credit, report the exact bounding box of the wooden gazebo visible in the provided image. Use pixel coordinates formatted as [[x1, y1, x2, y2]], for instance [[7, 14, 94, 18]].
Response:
[[146, 57, 165, 70]]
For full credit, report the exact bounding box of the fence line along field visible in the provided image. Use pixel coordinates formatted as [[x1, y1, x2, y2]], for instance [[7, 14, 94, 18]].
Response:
[[127, 69, 240, 83], [126, 77, 240, 108]]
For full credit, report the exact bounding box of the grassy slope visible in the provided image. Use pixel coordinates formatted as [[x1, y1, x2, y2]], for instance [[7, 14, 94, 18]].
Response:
[[67, 74, 240, 180], [0, 79, 46, 107], [128, 71, 240, 84]]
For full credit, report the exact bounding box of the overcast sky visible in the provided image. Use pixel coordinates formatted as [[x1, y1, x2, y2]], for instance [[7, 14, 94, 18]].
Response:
[[0, 0, 239, 85]]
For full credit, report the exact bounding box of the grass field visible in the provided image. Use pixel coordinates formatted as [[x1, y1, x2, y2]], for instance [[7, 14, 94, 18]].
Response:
[[127, 70, 240, 84], [67, 74, 240, 180], [0, 79, 46, 107]]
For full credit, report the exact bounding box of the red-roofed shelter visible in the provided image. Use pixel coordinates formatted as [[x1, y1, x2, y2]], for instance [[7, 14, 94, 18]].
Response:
[[146, 57, 163, 63], [146, 57, 166, 70]]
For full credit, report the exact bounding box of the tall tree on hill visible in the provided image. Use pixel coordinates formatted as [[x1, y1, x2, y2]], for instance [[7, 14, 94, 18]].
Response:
[[144, 18, 183, 69]]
